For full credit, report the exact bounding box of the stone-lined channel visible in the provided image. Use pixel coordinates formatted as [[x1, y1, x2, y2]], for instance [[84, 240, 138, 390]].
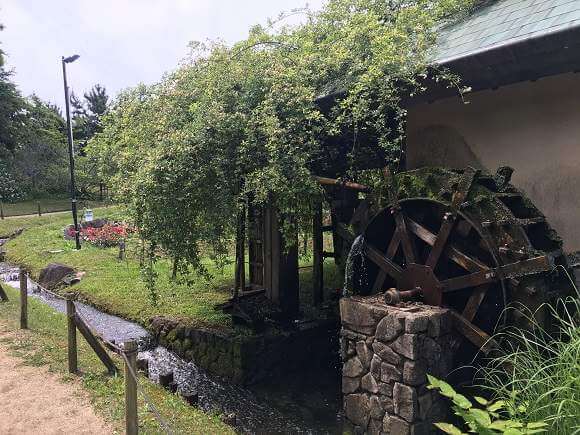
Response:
[[0, 263, 344, 434]]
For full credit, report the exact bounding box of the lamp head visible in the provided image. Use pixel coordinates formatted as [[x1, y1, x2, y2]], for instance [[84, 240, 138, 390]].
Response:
[[63, 54, 80, 63]]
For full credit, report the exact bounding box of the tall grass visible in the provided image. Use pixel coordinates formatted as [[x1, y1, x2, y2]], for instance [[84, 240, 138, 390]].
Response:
[[480, 268, 580, 434]]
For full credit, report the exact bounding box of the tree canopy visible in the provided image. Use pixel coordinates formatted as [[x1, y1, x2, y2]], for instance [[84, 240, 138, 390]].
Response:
[[89, 0, 478, 274]]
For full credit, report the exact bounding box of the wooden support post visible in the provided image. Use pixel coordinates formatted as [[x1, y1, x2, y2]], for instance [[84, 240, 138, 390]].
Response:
[[234, 203, 246, 297], [37, 201, 42, 217], [19, 269, 27, 329], [74, 314, 118, 374], [312, 199, 324, 306], [0, 283, 8, 302], [66, 296, 78, 373], [124, 340, 139, 435]]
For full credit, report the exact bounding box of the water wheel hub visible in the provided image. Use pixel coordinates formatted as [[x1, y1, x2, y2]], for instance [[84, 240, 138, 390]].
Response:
[[397, 263, 443, 306]]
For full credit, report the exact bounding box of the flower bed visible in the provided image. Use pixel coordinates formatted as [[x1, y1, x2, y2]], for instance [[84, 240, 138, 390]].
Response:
[[64, 221, 132, 247]]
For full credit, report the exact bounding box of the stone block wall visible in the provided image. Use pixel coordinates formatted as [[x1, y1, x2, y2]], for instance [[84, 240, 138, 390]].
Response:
[[340, 296, 456, 434]]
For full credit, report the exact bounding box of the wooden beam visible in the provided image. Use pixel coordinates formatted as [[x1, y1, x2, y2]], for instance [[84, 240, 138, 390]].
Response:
[[372, 230, 401, 292], [313, 176, 370, 193], [393, 211, 417, 265], [74, 314, 118, 375], [462, 285, 489, 322], [364, 243, 403, 282], [443, 256, 552, 293], [312, 199, 324, 306], [407, 218, 489, 272]]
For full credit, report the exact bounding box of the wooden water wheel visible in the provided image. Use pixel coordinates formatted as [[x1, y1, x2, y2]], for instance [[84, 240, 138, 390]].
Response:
[[328, 166, 573, 356]]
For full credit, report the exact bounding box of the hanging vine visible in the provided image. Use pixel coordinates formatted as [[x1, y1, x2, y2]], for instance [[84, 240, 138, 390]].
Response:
[[88, 0, 478, 279]]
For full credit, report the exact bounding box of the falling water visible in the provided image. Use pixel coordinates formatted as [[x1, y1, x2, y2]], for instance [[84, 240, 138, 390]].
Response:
[[343, 235, 368, 296]]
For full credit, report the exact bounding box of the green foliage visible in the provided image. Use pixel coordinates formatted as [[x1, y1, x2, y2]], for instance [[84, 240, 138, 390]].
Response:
[[0, 69, 28, 153], [89, 0, 478, 275], [479, 273, 580, 435], [71, 84, 109, 145], [427, 375, 548, 435], [9, 95, 70, 197]]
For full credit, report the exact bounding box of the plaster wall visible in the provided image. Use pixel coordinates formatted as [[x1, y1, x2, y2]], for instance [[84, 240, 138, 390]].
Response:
[[406, 72, 580, 252]]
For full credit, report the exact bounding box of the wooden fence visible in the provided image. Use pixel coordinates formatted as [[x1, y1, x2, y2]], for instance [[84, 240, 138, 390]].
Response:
[[1, 269, 160, 435]]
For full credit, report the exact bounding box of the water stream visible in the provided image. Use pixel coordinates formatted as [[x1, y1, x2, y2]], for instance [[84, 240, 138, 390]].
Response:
[[0, 263, 344, 434]]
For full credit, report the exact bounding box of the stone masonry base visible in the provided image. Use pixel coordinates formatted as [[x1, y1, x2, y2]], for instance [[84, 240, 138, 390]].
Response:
[[340, 296, 456, 434]]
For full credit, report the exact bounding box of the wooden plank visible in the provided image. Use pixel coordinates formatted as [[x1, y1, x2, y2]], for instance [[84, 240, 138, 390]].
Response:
[[74, 314, 118, 374], [312, 199, 324, 306], [443, 256, 552, 293], [372, 230, 401, 292], [451, 311, 497, 355]]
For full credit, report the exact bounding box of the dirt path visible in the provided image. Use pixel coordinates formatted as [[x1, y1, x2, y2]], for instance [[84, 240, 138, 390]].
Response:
[[0, 343, 113, 435]]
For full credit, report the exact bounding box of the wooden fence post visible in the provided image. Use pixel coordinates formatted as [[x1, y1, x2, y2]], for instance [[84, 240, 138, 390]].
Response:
[[37, 201, 42, 217], [0, 201, 4, 219], [19, 269, 27, 329], [66, 296, 78, 373], [124, 340, 139, 435]]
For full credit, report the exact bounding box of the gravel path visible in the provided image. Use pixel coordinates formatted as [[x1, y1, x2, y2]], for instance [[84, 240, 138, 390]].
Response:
[[0, 339, 113, 435]]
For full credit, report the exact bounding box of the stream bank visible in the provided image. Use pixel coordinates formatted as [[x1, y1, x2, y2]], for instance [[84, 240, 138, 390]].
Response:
[[0, 263, 346, 433]]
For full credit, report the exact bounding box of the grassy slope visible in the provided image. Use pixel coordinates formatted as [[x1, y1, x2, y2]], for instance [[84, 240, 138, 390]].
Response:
[[1, 208, 233, 329], [1, 208, 342, 332], [0, 284, 233, 434], [1, 198, 105, 217]]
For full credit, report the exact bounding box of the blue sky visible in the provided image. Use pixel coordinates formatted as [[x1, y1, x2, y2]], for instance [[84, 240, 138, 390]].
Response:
[[0, 0, 325, 108]]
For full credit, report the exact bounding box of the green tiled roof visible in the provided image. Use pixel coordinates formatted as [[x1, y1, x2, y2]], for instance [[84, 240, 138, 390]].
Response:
[[434, 0, 580, 64]]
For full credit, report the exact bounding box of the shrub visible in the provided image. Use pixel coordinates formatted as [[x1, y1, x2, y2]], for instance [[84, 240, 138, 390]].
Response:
[[428, 375, 548, 435], [479, 269, 580, 434]]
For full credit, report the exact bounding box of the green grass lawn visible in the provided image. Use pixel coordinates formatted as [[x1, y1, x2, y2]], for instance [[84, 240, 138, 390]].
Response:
[[1, 207, 342, 332], [1, 197, 106, 218], [0, 284, 233, 434]]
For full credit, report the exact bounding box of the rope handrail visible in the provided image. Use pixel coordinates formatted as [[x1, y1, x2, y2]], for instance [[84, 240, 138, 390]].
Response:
[[73, 300, 174, 435], [15, 271, 175, 434]]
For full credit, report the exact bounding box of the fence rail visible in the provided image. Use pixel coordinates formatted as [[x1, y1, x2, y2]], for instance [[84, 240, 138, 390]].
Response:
[[3, 268, 174, 435]]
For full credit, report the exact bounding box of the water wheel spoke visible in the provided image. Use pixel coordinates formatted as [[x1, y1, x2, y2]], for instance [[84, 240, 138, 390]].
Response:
[[443, 255, 552, 293], [372, 230, 401, 292], [450, 311, 497, 355], [393, 212, 416, 265], [365, 242, 403, 282], [407, 218, 488, 273], [425, 217, 455, 269], [462, 285, 489, 321], [426, 167, 478, 269]]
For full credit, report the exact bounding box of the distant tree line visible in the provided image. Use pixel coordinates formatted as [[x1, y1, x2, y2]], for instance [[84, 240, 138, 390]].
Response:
[[0, 23, 109, 202]]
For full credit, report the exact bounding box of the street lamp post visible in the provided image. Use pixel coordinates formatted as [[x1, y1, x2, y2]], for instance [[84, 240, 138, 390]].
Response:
[[62, 54, 81, 250]]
